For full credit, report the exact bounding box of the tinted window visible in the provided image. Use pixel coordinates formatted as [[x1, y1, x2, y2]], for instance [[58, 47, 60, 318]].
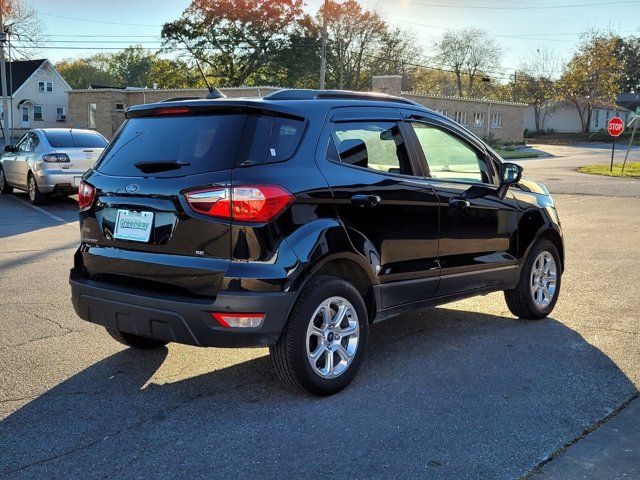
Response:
[[44, 131, 107, 148], [328, 121, 413, 176], [237, 115, 306, 166], [96, 114, 247, 177], [411, 123, 490, 184]]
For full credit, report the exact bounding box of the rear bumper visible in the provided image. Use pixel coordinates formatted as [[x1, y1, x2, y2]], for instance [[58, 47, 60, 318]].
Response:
[[35, 169, 84, 193], [70, 272, 296, 348]]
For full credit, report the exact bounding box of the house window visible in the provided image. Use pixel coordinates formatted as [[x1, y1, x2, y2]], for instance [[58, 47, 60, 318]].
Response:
[[38, 81, 53, 93], [491, 113, 503, 128], [473, 112, 486, 127], [594, 111, 600, 128], [454, 111, 467, 125], [33, 105, 43, 121], [88, 103, 97, 129], [435, 109, 449, 118], [115, 103, 126, 111], [56, 107, 66, 122]]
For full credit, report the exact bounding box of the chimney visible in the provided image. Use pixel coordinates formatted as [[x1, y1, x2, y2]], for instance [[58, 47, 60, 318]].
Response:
[[372, 75, 403, 96]]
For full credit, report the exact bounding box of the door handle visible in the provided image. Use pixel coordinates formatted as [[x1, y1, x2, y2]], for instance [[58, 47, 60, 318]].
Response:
[[350, 194, 381, 207], [449, 197, 470, 209]]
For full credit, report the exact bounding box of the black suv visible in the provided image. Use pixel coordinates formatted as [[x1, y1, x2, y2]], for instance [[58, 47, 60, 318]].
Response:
[[70, 90, 564, 396]]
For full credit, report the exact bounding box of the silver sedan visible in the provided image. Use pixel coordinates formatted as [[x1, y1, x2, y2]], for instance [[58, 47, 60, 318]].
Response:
[[0, 128, 108, 204]]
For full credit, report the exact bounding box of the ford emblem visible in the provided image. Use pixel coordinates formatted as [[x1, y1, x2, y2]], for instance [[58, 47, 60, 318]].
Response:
[[125, 184, 140, 193]]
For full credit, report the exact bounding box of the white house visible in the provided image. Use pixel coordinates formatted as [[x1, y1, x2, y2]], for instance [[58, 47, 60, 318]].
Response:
[[525, 100, 632, 134], [0, 59, 71, 139]]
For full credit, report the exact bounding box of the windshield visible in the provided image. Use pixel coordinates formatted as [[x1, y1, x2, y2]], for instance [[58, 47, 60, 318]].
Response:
[[96, 114, 248, 177], [44, 131, 107, 149]]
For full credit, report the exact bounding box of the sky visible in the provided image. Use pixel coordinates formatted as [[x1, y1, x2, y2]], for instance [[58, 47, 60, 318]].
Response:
[[26, 0, 640, 81]]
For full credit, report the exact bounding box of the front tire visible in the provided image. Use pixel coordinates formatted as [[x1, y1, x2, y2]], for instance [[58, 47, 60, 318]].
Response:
[[270, 275, 369, 396], [0, 167, 13, 194], [28, 173, 47, 205], [505, 239, 561, 319], [105, 327, 168, 350]]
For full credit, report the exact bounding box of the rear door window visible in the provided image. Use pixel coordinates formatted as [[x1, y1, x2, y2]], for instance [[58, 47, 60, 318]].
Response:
[[96, 114, 248, 177], [44, 131, 108, 148], [237, 115, 305, 166]]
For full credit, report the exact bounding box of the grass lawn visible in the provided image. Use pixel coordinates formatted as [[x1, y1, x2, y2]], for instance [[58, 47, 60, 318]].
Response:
[[578, 162, 640, 179], [495, 148, 541, 160]]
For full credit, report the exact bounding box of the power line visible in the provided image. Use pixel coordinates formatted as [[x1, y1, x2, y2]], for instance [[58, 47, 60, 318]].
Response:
[[40, 12, 161, 27], [382, 0, 640, 10]]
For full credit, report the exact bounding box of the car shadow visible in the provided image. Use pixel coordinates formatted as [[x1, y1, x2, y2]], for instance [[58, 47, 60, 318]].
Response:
[[1, 308, 636, 479], [0, 193, 78, 239]]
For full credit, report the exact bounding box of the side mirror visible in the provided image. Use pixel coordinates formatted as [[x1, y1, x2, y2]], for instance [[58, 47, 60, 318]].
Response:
[[3, 145, 16, 153], [500, 162, 523, 185]]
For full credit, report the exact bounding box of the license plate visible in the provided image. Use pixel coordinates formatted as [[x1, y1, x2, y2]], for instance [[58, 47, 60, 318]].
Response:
[[114, 210, 154, 243], [73, 177, 82, 187]]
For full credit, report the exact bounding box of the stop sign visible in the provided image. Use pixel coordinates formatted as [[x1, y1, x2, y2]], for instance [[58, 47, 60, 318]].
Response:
[[608, 117, 625, 137]]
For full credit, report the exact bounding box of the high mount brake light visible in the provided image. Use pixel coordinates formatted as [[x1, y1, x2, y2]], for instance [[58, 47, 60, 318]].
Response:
[[185, 185, 294, 222], [78, 181, 95, 211], [153, 107, 191, 116]]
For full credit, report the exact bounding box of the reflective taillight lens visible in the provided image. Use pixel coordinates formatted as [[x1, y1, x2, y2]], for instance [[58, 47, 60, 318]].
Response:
[[211, 312, 265, 329], [42, 153, 70, 163], [78, 181, 95, 211], [185, 185, 293, 222]]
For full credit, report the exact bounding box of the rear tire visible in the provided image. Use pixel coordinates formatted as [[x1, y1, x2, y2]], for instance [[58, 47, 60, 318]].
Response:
[[270, 275, 369, 396], [28, 173, 47, 205], [0, 167, 13, 194], [105, 327, 168, 350], [505, 239, 561, 320]]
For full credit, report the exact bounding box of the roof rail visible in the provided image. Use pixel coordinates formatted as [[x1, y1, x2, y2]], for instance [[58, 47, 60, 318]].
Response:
[[263, 89, 423, 107]]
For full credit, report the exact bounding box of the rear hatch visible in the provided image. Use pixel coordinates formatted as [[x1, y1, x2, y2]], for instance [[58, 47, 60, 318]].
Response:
[[78, 107, 251, 296]]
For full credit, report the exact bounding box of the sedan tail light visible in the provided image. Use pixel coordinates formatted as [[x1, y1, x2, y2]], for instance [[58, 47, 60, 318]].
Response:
[[78, 181, 95, 211], [185, 185, 293, 222], [42, 153, 70, 163]]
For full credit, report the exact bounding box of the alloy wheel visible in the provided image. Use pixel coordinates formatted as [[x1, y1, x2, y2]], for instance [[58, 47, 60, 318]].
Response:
[[306, 296, 360, 379], [28, 176, 36, 201], [530, 251, 557, 308]]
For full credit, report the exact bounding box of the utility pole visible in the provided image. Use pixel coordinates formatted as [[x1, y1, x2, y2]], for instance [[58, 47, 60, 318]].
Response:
[[0, 4, 10, 144], [319, 0, 328, 90]]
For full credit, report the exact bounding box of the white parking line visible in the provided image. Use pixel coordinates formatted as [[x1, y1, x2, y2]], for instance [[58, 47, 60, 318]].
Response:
[[9, 195, 69, 223]]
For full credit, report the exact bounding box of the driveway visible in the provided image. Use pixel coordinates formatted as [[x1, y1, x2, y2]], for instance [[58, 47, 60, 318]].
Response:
[[0, 145, 638, 479]]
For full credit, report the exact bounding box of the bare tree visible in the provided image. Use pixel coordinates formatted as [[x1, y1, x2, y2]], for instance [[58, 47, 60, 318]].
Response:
[[515, 48, 560, 132], [434, 28, 502, 97], [1, 0, 45, 59]]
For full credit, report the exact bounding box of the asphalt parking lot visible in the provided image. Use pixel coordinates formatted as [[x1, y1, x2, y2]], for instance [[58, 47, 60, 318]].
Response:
[[1, 145, 639, 479]]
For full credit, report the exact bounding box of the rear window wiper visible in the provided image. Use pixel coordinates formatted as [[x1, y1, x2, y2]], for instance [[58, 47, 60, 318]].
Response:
[[134, 161, 191, 173]]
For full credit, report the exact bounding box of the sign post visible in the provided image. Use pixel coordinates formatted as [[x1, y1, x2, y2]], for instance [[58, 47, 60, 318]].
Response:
[[621, 108, 639, 173], [607, 117, 625, 172]]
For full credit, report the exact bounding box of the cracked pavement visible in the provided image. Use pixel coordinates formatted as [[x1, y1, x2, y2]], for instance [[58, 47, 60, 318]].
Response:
[[0, 145, 639, 479]]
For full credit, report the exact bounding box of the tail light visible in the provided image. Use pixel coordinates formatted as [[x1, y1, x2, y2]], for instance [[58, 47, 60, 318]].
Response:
[[42, 153, 70, 163], [185, 185, 293, 222], [211, 312, 265, 329], [78, 181, 95, 211]]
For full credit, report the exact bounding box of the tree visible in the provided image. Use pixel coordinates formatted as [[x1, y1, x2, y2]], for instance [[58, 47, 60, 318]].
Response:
[[1, 0, 45, 58], [55, 58, 118, 89], [106, 46, 155, 87], [514, 48, 560, 132], [615, 35, 640, 93], [557, 31, 623, 133], [161, 0, 305, 87], [434, 28, 502, 97]]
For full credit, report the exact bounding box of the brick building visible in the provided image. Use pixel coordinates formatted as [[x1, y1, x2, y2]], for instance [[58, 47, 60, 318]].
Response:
[[373, 75, 527, 143], [67, 78, 526, 143], [67, 86, 280, 139]]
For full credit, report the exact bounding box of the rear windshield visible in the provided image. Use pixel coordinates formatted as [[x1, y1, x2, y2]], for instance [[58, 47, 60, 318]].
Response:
[[45, 131, 107, 148], [96, 113, 305, 177]]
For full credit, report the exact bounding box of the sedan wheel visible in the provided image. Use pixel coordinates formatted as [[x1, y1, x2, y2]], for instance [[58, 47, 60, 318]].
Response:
[[27, 174, 47, 205], [0, 168, 12, 194]]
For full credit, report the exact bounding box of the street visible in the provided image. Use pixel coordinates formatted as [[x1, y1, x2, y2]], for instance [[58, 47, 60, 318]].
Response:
[[1, 145, 639, 479]]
